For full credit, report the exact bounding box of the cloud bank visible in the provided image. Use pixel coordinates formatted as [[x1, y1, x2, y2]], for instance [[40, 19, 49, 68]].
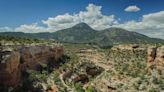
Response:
[[114, 11, 164, 39], [13, 4, 117, 33], [0, 4, 164, 39], [15, 23, 46, 33], [42, 4, 117, 31]]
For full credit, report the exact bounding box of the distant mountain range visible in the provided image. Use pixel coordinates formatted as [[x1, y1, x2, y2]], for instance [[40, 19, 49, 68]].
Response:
[[0, 23, 163, 47]]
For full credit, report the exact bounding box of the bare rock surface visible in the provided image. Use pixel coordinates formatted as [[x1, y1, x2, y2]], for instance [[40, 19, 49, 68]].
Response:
[[19, 45, 64, 70], [147, 46, 164, 72], [0, 51, 21, 87], [0, 45, 64, 90]]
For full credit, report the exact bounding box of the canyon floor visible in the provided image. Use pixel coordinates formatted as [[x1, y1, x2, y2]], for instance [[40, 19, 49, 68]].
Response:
[[0, 42, 164, 92]]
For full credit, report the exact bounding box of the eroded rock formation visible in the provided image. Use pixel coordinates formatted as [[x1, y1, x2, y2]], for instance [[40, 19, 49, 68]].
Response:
[[147, 46, 164, 73], [19, 45, 63, 70], [0, 51, 21, 87], [0, 45, 64, 91]]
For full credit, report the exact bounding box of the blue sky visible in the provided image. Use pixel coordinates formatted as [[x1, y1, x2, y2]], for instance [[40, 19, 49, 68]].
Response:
[[0, 0, 163, 27], [0, 0, 164, 39]]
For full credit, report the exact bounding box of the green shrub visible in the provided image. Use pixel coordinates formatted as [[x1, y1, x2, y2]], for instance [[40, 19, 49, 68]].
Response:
[[86, 86, 96, 92], [74, 83, 85, 92]]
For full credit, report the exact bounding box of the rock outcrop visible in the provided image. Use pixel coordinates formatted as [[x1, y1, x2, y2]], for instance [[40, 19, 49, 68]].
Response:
[[73, 74, 89, 84], [19, 45, 64, 70], [0, 51, 21, 87], [86, 66, 103, 77], [46, 85, 58, 92], [147, 46, 164, 73], [111, 44, 144, 51], [0, 45, 64, 90]]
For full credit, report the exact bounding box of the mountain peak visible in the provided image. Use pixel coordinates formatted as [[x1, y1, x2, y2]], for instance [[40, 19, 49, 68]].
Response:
[[72, 22, 92, 29]]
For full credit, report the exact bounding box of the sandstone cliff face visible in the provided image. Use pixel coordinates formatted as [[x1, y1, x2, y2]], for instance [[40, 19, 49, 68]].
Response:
[[0, 45, 64, 90], [147, 46, 157, 69], [19, 45, 64, 70], [0, 51, 21, 87], [147, 46, 164, 72], [156, 46, 164, 67]]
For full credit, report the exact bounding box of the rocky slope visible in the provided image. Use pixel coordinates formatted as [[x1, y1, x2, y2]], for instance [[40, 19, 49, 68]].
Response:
[[61, 44, 164, 92]]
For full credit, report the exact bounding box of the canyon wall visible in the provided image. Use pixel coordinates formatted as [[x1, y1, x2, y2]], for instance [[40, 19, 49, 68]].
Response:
[[0, 45, 64, 88], [147, 46, 164, 73]]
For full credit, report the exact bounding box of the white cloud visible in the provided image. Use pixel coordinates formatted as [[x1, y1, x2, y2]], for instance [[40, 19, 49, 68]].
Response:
[[113, 11, 164, 39], [124, 5, 140, 12], [15, 23, 46, 33], [42, 13, 79, 31], [42, 4, 117, 31]]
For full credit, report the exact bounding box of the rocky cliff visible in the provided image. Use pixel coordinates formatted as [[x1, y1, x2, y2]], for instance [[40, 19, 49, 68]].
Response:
[[147, 46, 164, 73], [0, 45, 64, 91], [0, 51, 21, 87], [19, 45, 63, 70]]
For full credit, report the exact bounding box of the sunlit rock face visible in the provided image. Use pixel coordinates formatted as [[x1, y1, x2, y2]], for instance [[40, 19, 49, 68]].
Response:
[[147, 46, 164, 73], [19, 45, 64, 70], [0, 45, 64, 90], [155, 46, 164, 69], [147, 46, 157, 69]]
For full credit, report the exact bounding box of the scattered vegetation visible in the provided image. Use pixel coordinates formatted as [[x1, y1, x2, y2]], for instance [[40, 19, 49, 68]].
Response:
[[0, 35, 163, 92]]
